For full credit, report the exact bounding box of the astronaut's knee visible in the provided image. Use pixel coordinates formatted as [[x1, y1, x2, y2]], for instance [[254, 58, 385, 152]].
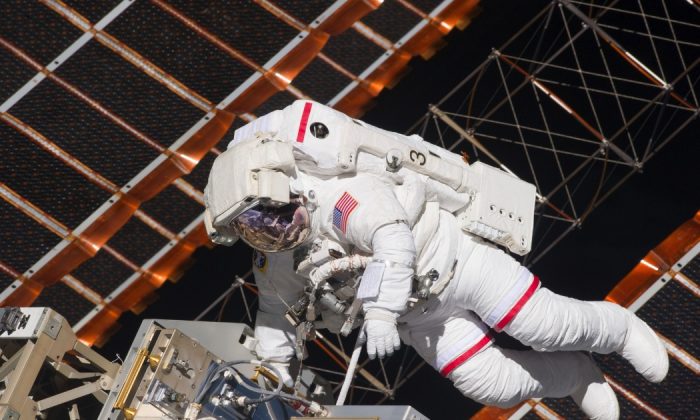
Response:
[[446, 348, 527, 408], [463, 385, 524, 408], [449, 367, 524, 407]]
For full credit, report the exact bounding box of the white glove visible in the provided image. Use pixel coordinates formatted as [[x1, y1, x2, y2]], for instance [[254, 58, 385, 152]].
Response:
[[360, 309, 401, 359], [268, 361, 294, 387]]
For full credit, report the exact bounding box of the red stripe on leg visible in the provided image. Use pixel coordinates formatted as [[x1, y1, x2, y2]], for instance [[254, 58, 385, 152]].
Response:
[[440, 334, 493, 377], [494, 275, 540, 332]]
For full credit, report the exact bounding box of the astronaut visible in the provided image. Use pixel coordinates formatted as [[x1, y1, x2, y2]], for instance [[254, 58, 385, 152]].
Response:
[[204, 101, 668, 419]]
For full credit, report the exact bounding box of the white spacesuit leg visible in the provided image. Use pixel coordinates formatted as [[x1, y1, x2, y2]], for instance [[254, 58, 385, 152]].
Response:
[[250, 250, 307, 386], [506, 287, 669, 383], [453, 234, 668, 383], [448, 346, 619, 420], [399, 295, 618, 419], [398, 299, 493, 378], [254, 310, 296, 362], [503, 288, 627, 352]]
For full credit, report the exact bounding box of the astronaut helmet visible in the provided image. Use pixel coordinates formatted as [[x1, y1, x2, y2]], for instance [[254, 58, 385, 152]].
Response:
[[205, 133, 307, 250], [228, 195, 311, 252]]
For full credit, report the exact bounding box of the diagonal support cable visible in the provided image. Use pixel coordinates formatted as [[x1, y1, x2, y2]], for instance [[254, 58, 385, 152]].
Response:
[[530, 84, 578, 218], [496, 51, 637, 166], [430, 105, 575, 222], [492, 56, 544, 194], [558, 0, 695, 110]]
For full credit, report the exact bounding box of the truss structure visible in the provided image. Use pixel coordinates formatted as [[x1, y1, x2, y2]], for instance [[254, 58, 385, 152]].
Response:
[[204, 0, 700, 407], [415, 0, 699, 266]]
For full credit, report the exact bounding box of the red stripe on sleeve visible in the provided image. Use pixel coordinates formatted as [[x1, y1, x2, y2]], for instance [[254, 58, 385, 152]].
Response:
[[494, 275, 540, 332], [296, 102, 313, 142]]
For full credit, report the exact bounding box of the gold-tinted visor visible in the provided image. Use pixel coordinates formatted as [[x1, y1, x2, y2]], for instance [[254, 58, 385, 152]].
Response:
[[230, 200, 310, 252]]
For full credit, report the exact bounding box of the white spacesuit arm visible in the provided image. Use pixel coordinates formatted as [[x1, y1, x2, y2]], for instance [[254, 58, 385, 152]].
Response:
[[328, 175, 416, 315], [360, 222, 416, 314]]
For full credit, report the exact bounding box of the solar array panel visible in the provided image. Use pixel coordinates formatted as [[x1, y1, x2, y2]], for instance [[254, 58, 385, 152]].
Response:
[[0, 0, 480, 345]]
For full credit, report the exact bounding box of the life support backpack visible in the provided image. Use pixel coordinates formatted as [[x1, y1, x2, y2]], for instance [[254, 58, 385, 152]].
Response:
[[224, 100, 536, 255]]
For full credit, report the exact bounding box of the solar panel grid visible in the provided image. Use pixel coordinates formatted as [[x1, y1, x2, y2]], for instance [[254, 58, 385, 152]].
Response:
[[0, 49, 36, 102], [62, 0, 123, 22], [87, 214, 210, 324], [614, 391, 659, 419], [253, 89, 299, 116], [293, 57, 353, 104], [636, 280, 699, 357], [1, 116, 111, 229], [680, 253, 700, 282], [32, 281, 95, 326], [2, 69, 212, 310], [72, 249, 135, 297], [538, 398, 586, 419], [9, 77, 159, 186], [240, 2, 377, 108], [140, 185, 205, 234], [0, 272, 13, 291], [140, 0, 323, 118], [184, 151, 218, 191], [0, 3, 238, 316], [595, 354, 697, 418], [106, 217, 171, 267], [107, 1, 254, 104], [214, 118, 248, 150], [407, 0, 444, 13], [54, 41, 206, 148], [519, 410, 540, 420], [0, 199, 61, 276], [0, 1, 84, 65], [362, 0, 423, 43], [167, 0, 298, 66], [322, 29, 387, 75], [273, 0, 332, 25]]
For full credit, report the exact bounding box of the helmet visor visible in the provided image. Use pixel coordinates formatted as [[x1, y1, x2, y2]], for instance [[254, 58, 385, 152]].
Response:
[[230, 199, 310, 252]]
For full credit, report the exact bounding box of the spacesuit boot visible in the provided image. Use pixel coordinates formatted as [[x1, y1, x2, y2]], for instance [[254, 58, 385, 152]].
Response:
[[619, 310, 669, 383], [569, 354, 619, 420]]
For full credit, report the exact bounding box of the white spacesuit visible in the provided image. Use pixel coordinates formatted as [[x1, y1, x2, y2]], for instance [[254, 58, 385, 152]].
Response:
[[204, 101, 668, 419]]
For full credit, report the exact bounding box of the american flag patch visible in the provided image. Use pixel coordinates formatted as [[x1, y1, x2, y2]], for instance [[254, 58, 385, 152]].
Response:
[[333, 192, 358, 233]]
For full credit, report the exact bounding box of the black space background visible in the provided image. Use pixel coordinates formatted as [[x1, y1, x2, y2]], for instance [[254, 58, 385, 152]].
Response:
[[99, 1, 699, 418]]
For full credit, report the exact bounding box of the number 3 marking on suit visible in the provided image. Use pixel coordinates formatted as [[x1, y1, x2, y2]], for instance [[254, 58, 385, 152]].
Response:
[[409, 150, 426, 165]]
